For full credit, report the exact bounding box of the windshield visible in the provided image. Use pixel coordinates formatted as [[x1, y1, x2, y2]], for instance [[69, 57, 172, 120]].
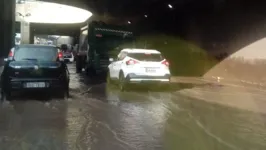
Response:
[[14, 46, 58, 61], [128, 53, 163, 61]]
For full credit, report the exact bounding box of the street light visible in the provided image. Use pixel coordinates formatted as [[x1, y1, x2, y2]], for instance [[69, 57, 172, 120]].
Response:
[[128, 21, 131, 24], [168, 4, 173, 9], [144, 15, 148, 18]]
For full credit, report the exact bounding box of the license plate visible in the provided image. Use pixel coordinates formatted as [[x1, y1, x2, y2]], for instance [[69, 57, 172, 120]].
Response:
[[145, 68, 156, 73], [25, 82, 46, 88]]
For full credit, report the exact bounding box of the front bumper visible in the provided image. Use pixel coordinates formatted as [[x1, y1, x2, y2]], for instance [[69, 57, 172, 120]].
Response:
[[125, 73, 171, 83]]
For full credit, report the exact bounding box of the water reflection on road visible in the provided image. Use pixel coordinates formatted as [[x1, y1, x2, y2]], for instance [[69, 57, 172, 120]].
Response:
[[0, 64, 265, 150]]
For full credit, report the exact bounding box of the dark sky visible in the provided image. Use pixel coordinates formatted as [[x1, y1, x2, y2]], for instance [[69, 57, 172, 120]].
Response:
[[42, 0, 266, 34], [44, 0, 266, 52], [46, 0, 266, 23], [45, 0, 200, 17]]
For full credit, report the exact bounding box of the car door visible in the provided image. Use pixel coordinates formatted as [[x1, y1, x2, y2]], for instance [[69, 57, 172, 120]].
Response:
[[109, 53, 121, 78], [108, 57, 117, 78], [113, 52, 127, 78]]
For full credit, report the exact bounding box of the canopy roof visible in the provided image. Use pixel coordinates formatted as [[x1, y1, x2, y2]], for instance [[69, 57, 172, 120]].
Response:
[[16, 1, 92, 24]]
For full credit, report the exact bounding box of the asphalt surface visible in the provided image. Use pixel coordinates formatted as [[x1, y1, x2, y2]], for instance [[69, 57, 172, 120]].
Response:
[[0, 63, 266, 150]]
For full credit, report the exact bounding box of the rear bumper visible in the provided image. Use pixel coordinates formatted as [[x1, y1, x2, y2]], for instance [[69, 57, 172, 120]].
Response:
[[125, 73, 171, 83], [64, 57, 74, 62], [5, 78, 67, 91]]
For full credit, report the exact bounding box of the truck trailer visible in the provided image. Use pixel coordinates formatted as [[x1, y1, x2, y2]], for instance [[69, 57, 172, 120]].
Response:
[[76, 21, 135, 75]]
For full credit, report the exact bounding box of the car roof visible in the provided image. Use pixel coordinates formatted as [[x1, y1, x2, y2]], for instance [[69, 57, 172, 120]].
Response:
[[121, 48, 161, 54], [16, 44, 56, 49]]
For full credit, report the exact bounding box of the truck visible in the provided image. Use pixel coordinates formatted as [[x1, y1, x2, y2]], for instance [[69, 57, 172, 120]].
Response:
[[76, 21, 135, 75]]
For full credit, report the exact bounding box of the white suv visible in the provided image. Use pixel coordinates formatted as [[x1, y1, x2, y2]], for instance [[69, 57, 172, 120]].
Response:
[[63, 51, 74, 63], [108, 49, 171, 91]]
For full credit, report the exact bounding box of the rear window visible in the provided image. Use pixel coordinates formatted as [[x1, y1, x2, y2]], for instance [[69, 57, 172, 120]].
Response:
[[61, 44, 68, 51], [14, 47, 58, 61], [127, 53, 163, 62]]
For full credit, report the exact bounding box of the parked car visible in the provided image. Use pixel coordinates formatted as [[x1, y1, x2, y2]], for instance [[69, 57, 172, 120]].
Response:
[[1, 44, 70, 100], [63, 50, 74, 63], [107, 49, 171, 91]]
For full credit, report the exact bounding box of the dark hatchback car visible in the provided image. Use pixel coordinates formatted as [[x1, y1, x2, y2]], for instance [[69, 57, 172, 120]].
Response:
[[1, 44, 70, 100]]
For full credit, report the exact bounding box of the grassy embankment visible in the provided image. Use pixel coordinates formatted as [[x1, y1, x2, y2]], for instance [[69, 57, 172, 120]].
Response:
[[111, 34, 218, 76]]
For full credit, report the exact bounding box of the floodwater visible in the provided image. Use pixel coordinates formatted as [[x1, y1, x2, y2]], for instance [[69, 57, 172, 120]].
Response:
[[0, 64, 265, 150]]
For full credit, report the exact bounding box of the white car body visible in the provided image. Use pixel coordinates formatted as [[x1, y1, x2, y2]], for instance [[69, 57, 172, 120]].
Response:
[[63, 51, 74, 63], [108, 49, 171, 83]]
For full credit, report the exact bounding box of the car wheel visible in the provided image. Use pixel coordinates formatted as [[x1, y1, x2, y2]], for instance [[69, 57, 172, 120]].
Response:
[[1, 91, 12, 101], [119, 72, 127, 92], [107, 70, 113, 85], [76, 67, 82, 73], [76, 58, 82, 73], [86, 67, 96, 77], [60, 89, 69, 100], [60, 84, 69, 100]]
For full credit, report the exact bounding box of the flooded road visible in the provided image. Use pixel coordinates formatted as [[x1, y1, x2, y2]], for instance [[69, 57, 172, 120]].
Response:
[[0, 63, 266, 150]]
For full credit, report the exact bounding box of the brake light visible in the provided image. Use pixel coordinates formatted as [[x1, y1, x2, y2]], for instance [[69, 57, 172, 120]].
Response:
[[126, 59, 138, 65], [162, 59, 169, 67], [58, 51, 63, 58], [8, 51, 13, 57]]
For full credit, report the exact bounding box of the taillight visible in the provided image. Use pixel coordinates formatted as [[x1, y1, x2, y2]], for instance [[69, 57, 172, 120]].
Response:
[[58, 51, 63, 58], [126, 59, 138, 65], [8, 51, 13, 57], [162, 59, 169, 67], [58, 51, 64, 61]]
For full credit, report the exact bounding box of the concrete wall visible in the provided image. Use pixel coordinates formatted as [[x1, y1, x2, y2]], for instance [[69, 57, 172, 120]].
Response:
[[55, 36, 74, 46], [0, 0, 15, 60]]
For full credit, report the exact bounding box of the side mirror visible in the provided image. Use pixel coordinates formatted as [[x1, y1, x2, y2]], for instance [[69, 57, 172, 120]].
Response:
[[109, 58, 114, 62]]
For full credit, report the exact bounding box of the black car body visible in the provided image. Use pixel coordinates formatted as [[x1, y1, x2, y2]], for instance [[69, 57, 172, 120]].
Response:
[[1, 44, 69, 100]]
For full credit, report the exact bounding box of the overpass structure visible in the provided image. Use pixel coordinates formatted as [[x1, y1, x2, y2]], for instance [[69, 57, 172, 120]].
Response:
[[2, 0, 266, 77], [16, 0, 92, 44], [0, 0, 92, 59]]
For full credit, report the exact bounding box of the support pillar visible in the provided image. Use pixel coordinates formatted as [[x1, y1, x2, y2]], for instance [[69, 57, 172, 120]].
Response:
[[20, 21, 30, 44], [30, 27, 34, 44], [0, 0, 15, 60]]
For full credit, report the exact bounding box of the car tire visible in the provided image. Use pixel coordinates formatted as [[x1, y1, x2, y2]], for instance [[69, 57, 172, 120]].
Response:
[[76, 58, 82, 73], [1, 90, 12, 101], [86, 67, 96, 77], [106, 70, 113, 85], [60, 84, 69, 100], [60, 89, 69, 100], [119, 72, 127, 92]]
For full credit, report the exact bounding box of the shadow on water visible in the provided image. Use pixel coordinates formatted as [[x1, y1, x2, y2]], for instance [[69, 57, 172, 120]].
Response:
[[78, 71, 108, 86], [0, 91, 69, 150], [107, 82, 204, 93], [10, 91, 53, 101], [128, 82, 196, 92], [83, 81, 197, 104]]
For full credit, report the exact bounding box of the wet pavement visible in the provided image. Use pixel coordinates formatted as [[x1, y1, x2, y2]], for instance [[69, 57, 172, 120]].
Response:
[[0, 64, 266, 150]]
